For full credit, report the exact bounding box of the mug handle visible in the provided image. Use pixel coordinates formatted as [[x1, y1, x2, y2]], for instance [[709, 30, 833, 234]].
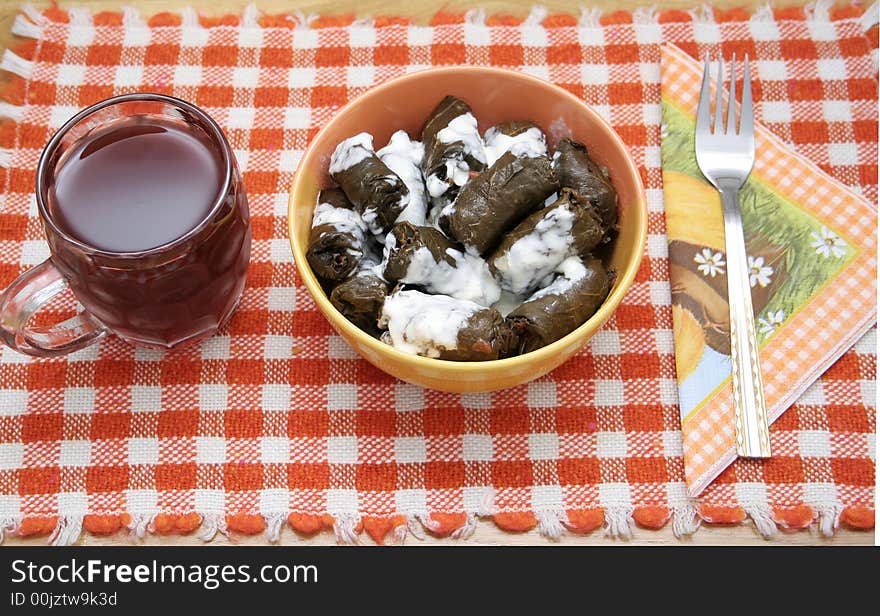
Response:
[[0, 259, 108, 357]]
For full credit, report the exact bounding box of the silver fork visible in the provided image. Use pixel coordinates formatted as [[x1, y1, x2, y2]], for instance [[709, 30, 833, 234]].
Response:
[[694, 54, 771, 458]]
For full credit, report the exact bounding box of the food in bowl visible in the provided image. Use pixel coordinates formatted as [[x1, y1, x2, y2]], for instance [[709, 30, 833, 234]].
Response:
[[305, 94, 619, 361]]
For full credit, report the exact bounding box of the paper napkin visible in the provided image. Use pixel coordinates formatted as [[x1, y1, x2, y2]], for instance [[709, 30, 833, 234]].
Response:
[[661, 43, 877, 496]]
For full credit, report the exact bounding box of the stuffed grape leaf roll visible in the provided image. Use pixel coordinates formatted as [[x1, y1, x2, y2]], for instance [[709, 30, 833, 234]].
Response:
[[329, 132, 409, 237], [553, 137, 618, 233], [379, 289, 515, 361], [505, 256, 610, 355], [382, 222, 500, 306], [376, 130, 428, 226], [306, 188, 369, 283], [420, 96, 487, 201], [438, 151, 558, 256], [488, 188, 604, 297], [329, 259, 390, 338]]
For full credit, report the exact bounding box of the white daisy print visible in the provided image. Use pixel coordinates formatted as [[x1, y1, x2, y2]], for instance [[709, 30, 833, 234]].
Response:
[[694, 248, 725, 277], [747, 255, 773, 288], [758, 309, 785, 335], [810, 226, 847, 259]]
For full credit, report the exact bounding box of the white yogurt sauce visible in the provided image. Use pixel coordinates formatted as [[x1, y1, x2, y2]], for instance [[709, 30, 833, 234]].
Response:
[[437, 113, 486, 165], [426, 113, 486, 197], [377, 130, 428, 226], [377, 230, 397, 270], [425, 174, 450, 198], [426, 195, 450, 228], [357, 244, 385, 278], [491, 204, 576, 297], [437, 198, 456, 224], [426, 159, 471, 198], [398, 244, 501, 306], [311, 201, 368, 244], [527, 256, 588, 301], [446, 160, 472, 188], [379, 290, 480, 358], [361, 207, 388, 238], [492, 290, 523, 317], [329, 132, 374, 174], [483, 126, 547, 166]]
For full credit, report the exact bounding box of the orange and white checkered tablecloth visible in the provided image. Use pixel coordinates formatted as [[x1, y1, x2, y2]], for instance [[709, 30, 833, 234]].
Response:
[[0, 3, 875, 543]]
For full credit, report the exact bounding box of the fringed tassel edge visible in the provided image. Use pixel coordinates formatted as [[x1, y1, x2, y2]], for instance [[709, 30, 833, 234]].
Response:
[[48, 515, 83, 546], [7, 1, 877, 33], [1, 1, 876, 548], [0, 7, 44, 169], [1, 505, 871, 545]]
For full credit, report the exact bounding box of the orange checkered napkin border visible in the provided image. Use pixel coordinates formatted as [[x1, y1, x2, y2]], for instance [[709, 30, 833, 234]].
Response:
[[661, 43, 877, 496], [0, 4, 875, 544]]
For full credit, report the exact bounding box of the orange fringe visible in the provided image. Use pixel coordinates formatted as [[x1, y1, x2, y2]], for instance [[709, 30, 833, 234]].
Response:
[[426, 512, 468, 537], [492, 512, 537, 532], [83, 514, 129, 535], [1, 3, 874, 546], [17, 516, 57, 537], [772, 506, 815, 530], [714, 7, 752, 22], [699, 505, 747, 525], [659, 10, 693, 23], [362, 515, 406, 544], [198, 14, 240, 28], [600, 10, 633, 26], [226, 513, 265, 535], [565, 509, 604, 534], [311, 15, 355, 28], [5, 505, 876, 543], [543, 14, 577, 27], [148, 13, 182, 27], [374, 16, 411, 28], [11, 4, 872, 31], [486, 15, 524, 27], [94, 11, 123, 26], [287, 513, 333, 535], [633, 506, 671, 530], [257, 14, 299, 29], [152, 513, 202, 535], [841, 506, 875, 530]]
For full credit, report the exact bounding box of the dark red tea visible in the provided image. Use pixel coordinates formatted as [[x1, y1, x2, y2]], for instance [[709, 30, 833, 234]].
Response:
[[50, 117, 222, 252], [42, 112, 250, 349]]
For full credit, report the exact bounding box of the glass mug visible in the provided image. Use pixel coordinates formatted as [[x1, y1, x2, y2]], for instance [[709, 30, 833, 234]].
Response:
[[0, 94, 251, 357]]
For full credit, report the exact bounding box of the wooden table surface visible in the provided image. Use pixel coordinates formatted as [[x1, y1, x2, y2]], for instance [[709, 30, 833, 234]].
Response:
[[0, 0, 873, 546]]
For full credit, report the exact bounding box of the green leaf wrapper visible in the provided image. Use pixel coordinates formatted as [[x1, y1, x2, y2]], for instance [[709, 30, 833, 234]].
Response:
[[554, 137, 618, 234], [505, 257, 610, 355], [306, 188, 366, 282], [440, 151, 558, 255], [331, 152, 409, 236], [330, 272, 390, 338], [382, 221, 457, 283]]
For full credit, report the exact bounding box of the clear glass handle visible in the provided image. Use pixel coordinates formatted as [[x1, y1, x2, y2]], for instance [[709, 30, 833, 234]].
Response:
[[0, 259, 107, 357]]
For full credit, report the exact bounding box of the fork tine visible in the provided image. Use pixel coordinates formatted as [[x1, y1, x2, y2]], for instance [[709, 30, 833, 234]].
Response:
[[696, 53, 711, 135], [740, 54, 754, 139], [713, 57, 725, 133], [726, 54, 737, 134]]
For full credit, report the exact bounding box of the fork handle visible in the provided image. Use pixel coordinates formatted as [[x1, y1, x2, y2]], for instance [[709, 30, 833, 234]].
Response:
[[720, 185, 771, 458]]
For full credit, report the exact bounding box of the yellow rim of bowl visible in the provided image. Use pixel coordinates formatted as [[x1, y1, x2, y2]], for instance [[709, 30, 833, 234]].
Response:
[[289, 66, 648, 374]]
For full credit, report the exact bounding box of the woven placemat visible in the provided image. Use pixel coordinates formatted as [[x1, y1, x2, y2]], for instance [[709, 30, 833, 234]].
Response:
[[0, 2, 875, 543]]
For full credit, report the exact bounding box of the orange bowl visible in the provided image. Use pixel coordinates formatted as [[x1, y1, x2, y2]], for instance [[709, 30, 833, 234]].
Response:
[[289, 67, 647, 392]]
